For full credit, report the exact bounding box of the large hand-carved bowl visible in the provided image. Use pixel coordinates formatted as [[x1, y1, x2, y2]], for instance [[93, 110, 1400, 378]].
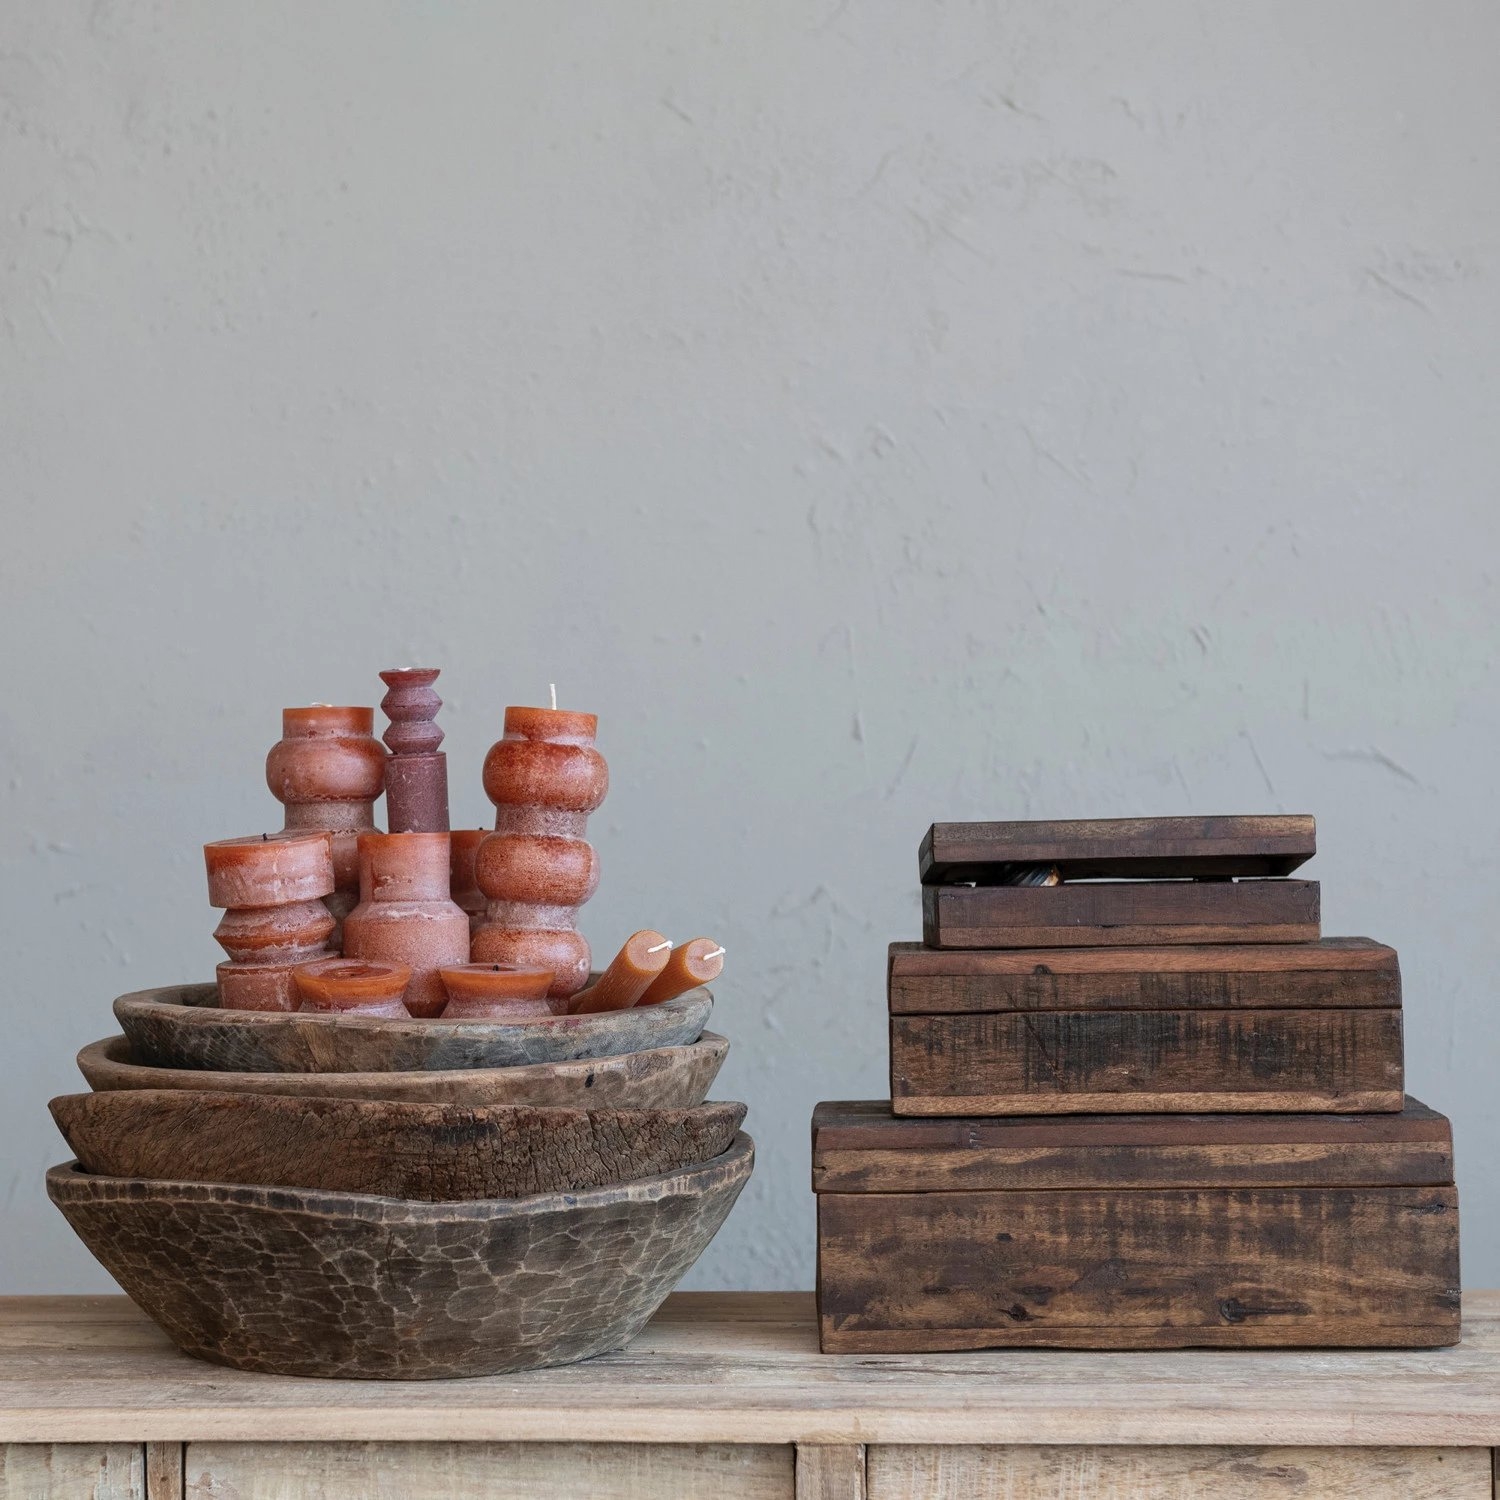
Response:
[[47, 1133, 753, 1379], [50, 1089, 747, 1200], [77, 1032, 729, 1109], [113, 983, 712, 1073]]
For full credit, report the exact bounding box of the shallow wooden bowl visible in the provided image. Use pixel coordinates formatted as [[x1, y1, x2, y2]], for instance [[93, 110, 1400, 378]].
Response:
[[77, 1032, 729, 1109], [113, 982, 713, 1074], [50, 1090, 748, 1200], [47, 1133, 753, 1379]]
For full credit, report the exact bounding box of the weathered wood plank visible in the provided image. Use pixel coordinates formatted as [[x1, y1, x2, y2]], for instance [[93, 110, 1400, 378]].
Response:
[[813, 1100, 1453, 1191], [0, 1443, 144, 1498], [184, 1441, 794, 1499], [890, 1008, 1403, 1115], [923, 881, 1321, 949], [144, 1442, 181, 1500], [867, 1444, 1488, 1499], [818, 1186, 1460, 1351], [795, 1444, 865, 1500], [888, 939, 1399, 1013], [920, 815, 1317, 884]]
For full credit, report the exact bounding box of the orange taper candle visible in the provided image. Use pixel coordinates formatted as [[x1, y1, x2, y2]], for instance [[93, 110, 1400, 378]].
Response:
[[638, 938, 725, 1006], [569, 931, 672, 1014]]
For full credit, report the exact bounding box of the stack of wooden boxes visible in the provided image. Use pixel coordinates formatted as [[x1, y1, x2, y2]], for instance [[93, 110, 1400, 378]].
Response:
[[813, 815, 1461, 1351]]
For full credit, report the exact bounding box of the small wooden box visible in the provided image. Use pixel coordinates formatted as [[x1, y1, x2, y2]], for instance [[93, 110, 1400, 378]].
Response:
[[888, 937, 1403, 1115], [921, 878, 1321, 949], [814, 1099, 1460, 1352]]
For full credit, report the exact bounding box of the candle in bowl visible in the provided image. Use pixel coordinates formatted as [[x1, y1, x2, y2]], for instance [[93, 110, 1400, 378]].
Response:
[[448, 828, 488, 938], [342, 833, 470, 1018], [570, 931, 673, 1014], [293, 958, 412, 1019], [204, 832, 336, 1012], [472, 701, 608, 1000], [265, 705, 386, 951], [379, 668, 450, 833], [639, 938, 725, 1006], [438, 962, 558, 1020]]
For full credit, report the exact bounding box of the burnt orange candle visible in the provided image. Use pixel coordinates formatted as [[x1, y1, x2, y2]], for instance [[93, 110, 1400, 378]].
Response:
[[204, 832, 336, 1012], [438, 962, 557, 1020], [293, 958, 412, 1019], [472, 701, 608, 999], [639, 938, 725, 1006], [342, 833, 470, 1018], [569, 930, 672, 1014], [448, 828, 488, 938]]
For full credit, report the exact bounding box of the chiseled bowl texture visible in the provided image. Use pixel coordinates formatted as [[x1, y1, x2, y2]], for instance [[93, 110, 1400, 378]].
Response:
[[48, 1132, 753, 1380]]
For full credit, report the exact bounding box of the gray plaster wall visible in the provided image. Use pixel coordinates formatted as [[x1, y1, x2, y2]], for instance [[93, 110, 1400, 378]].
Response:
[[4, 2, 1497, 1294]]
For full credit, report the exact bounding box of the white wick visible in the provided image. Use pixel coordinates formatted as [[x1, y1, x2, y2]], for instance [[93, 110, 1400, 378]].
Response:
[[549, 682, 557, 710], [647, 939, 673, 954], [703, 946, 726, 962]]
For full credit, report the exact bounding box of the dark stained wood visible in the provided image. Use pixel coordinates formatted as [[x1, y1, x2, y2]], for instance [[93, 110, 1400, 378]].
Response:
[[811, 1100, 1454, 1192], [46, 1135, 754, 1379], [817, 1186, 1458, 1352], [888, 938, 1399, 1013], [919, 815, 1316, 884], [922, 880, 1320, 949], [113, 982, 712, 1074], [50, 1091, 747, 1200], [890, 1008, 1403, 1115], [76, 1033, 730, 1110]]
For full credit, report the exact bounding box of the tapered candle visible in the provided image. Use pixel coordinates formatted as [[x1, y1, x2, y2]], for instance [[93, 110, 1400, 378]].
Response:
[[569, 931, 673, 1014], [639, 938, 725, 1006], [293, 958, 412, 1019], [438, 962, 557, 1020]]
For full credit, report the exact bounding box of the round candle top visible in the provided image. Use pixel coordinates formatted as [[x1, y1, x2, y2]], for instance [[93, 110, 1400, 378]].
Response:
[[293, 957, 412, 1005], [282, 705, 374, 737], [205, 832, 335, 909], [267, 706, 386, 806], [502, 705, 598, 745], [438, 962, 556, 1003], [357, 831, 453, 902]]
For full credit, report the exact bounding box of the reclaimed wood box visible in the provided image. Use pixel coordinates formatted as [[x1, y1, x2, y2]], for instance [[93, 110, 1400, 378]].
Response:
[[888, 937, 1404, 1116], [813, 1099, 1460, 1353]]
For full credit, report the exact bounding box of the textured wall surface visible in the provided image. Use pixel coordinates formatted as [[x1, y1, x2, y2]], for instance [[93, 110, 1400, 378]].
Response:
[[3, 1, 1498, 1294]]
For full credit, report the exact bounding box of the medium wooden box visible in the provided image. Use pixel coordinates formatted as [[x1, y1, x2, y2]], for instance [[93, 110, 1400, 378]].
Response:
[[888, 937, 1403, 1115], [813, 1099, 1460, 1352], [921, 878, 1321, 949]]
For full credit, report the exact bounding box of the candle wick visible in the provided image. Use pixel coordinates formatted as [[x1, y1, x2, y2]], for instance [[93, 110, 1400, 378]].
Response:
[[647, 940, 672, 954], [549, 682, 557, 711], [703, 947, 726, 961], [261, 832, 268, 841]]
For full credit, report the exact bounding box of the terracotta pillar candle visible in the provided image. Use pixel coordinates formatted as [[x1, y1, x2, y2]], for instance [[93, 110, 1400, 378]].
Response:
[[293, 958, 412, 1019], [438, 962, 557, 1020], [343, 832, 470, 1017], [639, 938, 726, 1006], [380, 668, 450, 833], [448, 828, 488, 937], [205, 832, 336, 1012], [265, 705, 386, 950], [570, 930, 673, 1014], [472, 704, 608, 999]]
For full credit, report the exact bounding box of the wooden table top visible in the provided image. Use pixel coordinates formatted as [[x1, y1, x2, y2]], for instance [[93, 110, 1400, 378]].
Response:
[[2, 1291, 1499, 1446]]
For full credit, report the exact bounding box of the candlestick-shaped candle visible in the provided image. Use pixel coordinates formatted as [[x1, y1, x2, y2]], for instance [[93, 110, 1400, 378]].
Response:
[[205, 832, 336, 1011], [570, 931, 672, 1014], [448, 828, 488, 937], [380, 668, 450, 833], [343, 833, 470, 1017], [438, 962, 557, 1020], [293, 958, 412, 1019], [471, 703, 608, 999], [639, 938, 726, 1006], [265, 705, 386, 950]]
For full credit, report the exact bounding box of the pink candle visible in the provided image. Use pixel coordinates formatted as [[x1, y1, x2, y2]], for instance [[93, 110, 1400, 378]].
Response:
[[342, 833, 470, 1018]]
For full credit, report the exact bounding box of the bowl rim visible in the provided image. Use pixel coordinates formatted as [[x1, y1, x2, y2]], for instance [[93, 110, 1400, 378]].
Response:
[[46, 1130, 754, 1221]]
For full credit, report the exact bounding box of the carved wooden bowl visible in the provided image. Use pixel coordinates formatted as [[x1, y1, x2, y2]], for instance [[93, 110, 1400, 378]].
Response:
[[77, 1032, 730, 1109], [47, 1132, 754, 1379], [113, 983, 713, 1074], [51, 1089, 747, 1200]]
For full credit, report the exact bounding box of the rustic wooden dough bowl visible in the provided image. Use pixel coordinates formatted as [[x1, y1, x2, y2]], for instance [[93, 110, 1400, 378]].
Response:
[[77, 1033, 729, 1109], [47, 1133, 754, 1379], [113, 983, 713, 1074], [51, 1089, 747, 1200]]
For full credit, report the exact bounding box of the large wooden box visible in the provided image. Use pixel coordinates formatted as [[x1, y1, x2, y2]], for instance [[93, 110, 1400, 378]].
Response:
[[813, 1099, 1460, 1352], [888, 937, 1403, 1115]]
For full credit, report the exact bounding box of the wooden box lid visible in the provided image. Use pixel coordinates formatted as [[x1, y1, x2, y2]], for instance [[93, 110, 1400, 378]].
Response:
[[920, 814, 1315, 884], [811, 1099, 1453, 1193]]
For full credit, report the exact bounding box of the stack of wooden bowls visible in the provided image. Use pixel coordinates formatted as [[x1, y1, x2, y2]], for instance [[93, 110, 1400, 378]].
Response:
[[49, 983, 751, 1379]]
